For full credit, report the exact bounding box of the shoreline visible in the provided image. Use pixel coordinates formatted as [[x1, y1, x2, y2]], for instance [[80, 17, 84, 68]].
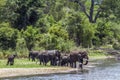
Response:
[[0, 56, 115, 79], [0, 67, 78, 79]]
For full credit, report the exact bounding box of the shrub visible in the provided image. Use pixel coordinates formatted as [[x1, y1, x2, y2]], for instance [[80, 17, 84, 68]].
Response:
[[113, 42, 120, 50], [0, 23, 18, 50]]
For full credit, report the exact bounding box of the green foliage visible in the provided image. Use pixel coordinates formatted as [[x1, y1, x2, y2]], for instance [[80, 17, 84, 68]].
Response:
[[94, 20, 114, 45], [0, 22, 18, 50], [82, 19, 96, 48], [16, 37, 28, 57], [49, 24, 68, 40], [110, 23, 120, 42], [36, 15, 56, 33], [37, 24, 74, 52], [39, 33, 54, 50], [0, 0, 6, 6], [113, 42, 120, 50], [23, 26, 40, 50], [56, 38, 75, 52], [1, 0, 45, 30], [0, 0, 120, 58]]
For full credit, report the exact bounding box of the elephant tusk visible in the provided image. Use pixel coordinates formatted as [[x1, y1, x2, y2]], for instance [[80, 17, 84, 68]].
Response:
[[83, 59, 89, 61]]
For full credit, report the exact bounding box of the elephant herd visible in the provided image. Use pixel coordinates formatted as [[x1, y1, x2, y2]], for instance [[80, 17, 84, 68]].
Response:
[[29, 50, 61, 66], [29, 50, 89, 69], [6, 50, 89, 69]]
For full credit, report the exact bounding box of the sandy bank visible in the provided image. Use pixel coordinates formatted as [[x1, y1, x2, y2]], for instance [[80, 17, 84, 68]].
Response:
[[0, 67, 78, 79]]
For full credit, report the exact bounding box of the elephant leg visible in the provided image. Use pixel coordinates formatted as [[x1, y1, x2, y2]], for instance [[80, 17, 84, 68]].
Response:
[[6, 60, 9, 65], [10, 61, 13, 65], [70, 62, 73, 68], [33, 57, 35, 61], [50, 60, 52, 66], [44, 61, 46, 65], [52, 60, 54, 66], [32, 57, 35, 61], [79, 64, 83, 69], [66, 62, 68, 66], [13, 60, 14, 65], [74, 62, 76, 68], [40, 61, 41, 65], [81, 60, 83, 69], [54, 61, 56, 66], [52, 60, 55, 66], [39, 59, 41, 65], [70, 62, 72, 67], [43, 61, 45, 65], [32, 57, 34, 61]]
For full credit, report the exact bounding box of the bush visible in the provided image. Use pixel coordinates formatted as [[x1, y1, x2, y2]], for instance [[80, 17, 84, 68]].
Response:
[[23, 26, 39, 50], [113, 42, 120, 50], [56, 38, 75, 52], [0, 23, 18, 50]]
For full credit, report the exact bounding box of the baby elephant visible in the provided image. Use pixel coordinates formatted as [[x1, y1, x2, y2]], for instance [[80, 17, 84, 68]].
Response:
[[6, 54, 17, 65], [60, 55, 70, 66]]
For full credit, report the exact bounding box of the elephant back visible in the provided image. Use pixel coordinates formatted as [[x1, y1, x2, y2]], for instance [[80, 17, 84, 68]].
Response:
[[38, 51, 50, 63], [29, 51, 40, 61], [29, 51, 39, 56], [47, 50, 61, 58], [70, 51, 80, 62]]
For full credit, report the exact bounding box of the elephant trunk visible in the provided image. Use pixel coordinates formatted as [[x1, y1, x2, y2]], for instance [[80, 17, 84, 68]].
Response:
[[83, 58, 89, 65]]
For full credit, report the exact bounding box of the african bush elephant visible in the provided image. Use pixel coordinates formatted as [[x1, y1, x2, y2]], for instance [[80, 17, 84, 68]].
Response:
[[60, 54, 70, 66], [29, 51, 39, 61], [69, 51, 89, 69], [6, 54, 17, 65], [37, 51, 49, 66], [47, 50, 61, 66]]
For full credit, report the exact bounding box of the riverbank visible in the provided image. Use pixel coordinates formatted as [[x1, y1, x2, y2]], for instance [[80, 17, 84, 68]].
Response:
[[0, 67, 79, 79], [0, 55, 114, 79]]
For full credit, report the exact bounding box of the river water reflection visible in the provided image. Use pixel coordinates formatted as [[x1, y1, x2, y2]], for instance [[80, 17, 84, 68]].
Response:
[[3, 58, 120, 80]]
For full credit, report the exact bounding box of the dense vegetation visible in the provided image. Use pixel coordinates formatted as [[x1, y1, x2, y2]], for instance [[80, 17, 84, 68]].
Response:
[[0, 0, 120, 58]]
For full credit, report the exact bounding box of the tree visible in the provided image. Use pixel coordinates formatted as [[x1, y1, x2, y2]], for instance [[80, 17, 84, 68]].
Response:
[[69, 0, 101, 23], [0, 0, 45, 30], [23, 26, 39, 51], [0, 22, 18, 50], [69, 0, 120, 23], [100, 0, 120, 21]]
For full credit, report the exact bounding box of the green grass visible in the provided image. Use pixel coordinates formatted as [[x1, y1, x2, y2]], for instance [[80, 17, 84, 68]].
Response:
[[88, 50, 107, 59], [0, 58, 57, 68]]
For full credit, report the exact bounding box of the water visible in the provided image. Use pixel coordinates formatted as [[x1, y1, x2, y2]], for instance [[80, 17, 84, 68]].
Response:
[[3, 58, 120, 80]]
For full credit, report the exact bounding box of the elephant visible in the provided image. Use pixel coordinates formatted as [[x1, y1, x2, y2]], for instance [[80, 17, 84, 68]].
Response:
[[47, 50, 61, 66], [37, 51, 49, 66], [60, 54, 70, 66], [29, 51, 39, 61], [69, 51, 89, 69], [6, 54, 17, 65]]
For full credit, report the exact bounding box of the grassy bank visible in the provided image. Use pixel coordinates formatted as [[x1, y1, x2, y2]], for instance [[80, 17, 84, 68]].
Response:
[[0, 58, 55, 68], [88, 49, 111, 60]]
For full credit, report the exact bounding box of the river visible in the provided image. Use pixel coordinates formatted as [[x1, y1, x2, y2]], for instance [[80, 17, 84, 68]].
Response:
[[3, 58, 120, 80]]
